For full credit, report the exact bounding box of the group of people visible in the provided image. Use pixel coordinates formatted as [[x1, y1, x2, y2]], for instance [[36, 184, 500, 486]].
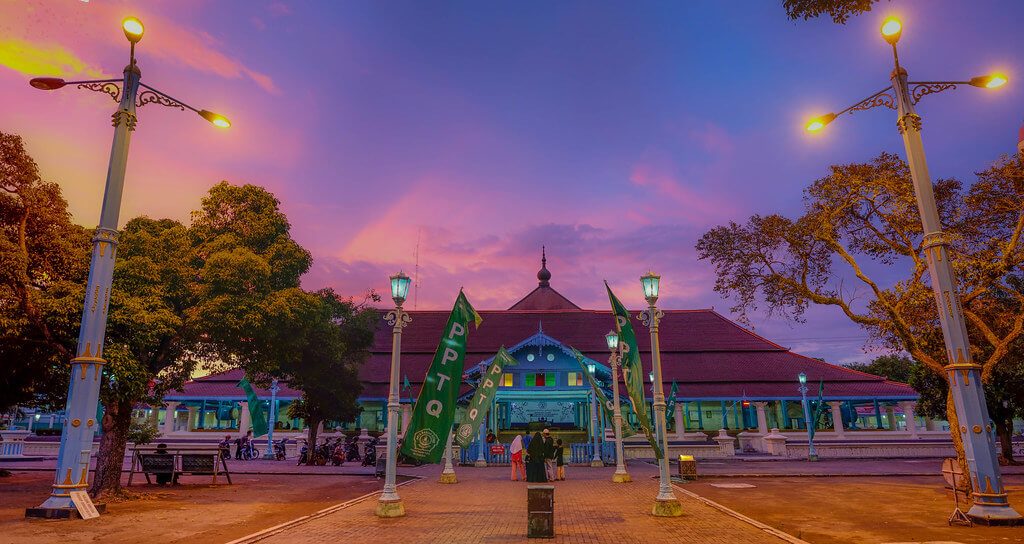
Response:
[[509, 428, 565, 482]]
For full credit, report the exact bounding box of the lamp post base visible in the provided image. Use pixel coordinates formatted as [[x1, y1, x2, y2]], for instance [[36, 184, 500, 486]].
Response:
[[590, 460, 603, 467], [807, 454, 819, 462], [474, 459, 488, 468], [652, 498, 683, 517], [611, 471, 632, 483], [439, 471, 458, 484], [375, 498, 405, 518], [26, 503, 107, 520], [967, 503, 1022, 526]]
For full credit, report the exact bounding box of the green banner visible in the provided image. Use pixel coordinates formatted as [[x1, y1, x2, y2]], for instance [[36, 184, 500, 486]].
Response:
[[572, 348, 635, 437], [237, 377, 269, 438], [605, 282, 662, 459], [667, 380, 678, 425], [455, 347, 513, 448], [400, 290, 482, 463]]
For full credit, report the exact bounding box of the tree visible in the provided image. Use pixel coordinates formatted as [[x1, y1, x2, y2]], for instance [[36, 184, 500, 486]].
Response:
[[846, 354, 913, 382], [89, 182, 313, 498], [783, 0, 879, 24], [697, 153, 1024, 485], [276, 289, 378, 461], [0, 131, 89, 412]]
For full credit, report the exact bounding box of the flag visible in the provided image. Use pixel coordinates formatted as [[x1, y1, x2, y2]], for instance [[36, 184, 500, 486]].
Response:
[[237, 377, 269, 438], [572, 348, 635, 436], [667, 381, 679, 425], [455, 347, 513, 448], [402, 375, 411, 393], [605, 282, 662, 459], [400, 290, 482, 463]]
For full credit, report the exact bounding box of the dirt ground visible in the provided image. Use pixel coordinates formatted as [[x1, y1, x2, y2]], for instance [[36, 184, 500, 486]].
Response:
[[0, 470, 404, 544], [688, 474, 1024, 544]]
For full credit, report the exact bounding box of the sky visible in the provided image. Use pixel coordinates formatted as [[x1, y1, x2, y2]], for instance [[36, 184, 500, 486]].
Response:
[[1, 0, 1022, 365]]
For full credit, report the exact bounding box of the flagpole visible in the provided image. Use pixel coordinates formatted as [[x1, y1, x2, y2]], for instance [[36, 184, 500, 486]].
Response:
[[590, 392, 602, 467], [439, 429, 458, 483], [605, 331, 631, 483]]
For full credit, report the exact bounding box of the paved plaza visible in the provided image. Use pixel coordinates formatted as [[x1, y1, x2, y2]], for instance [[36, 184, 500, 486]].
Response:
[[238, 463, 798, 544]]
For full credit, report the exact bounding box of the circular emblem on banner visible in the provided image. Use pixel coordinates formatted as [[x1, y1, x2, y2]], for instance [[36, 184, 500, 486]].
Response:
[[412, 428, 439, 456], [457, 424, 472, 439]]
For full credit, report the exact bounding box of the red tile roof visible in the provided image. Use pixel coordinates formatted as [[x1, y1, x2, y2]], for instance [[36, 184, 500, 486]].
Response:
[[508, 285, 582, 311], [167, 368, 303, 400]]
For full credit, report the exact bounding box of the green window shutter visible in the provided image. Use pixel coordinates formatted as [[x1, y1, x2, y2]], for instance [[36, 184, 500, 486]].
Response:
[[546, 373, 555, 387], [526, 373, 534, 387]]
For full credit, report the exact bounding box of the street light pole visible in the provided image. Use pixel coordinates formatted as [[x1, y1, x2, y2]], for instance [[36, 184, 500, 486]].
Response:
[[589, 391, 602, 467], [377, 272, 412, 518], [605, 331, 631, 483], [262, 379, 280, 460], [804, 17, 1019, 524], [26, 18, 230, 519], [639, 272, 682, 517], [798, 373, 817, 461]]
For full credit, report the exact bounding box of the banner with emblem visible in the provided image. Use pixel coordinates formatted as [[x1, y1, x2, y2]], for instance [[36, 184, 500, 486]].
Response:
[[605, 282, 662, 459], [400, 290, 482, 463], [455, 347, 514, 448]]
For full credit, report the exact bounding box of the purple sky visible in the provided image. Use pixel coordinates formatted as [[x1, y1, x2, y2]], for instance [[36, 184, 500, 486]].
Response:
[[2, 0, 1022, 364]]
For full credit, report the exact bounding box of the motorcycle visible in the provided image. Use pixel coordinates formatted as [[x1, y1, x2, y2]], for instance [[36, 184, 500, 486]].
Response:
[[362, 437, 378, 467], [331, 443, 346, 466], [297, 442, 309, 466], [272, 439, 287, 461], [346, 440, 361, 462]]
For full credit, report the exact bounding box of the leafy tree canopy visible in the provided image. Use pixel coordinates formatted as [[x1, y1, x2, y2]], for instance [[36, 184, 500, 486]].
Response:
[[784, 0, 879, 24]]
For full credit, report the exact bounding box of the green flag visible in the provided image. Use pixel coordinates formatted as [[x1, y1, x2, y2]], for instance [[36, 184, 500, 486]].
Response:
[[402, 374, 411, 393], [455, 347, 512, 448], [400, 290, 482, 463], [237, 377, 269, 438], [572, 348, 635, 437], [606, 282, 662, 459], [667, 381, 679, 425]]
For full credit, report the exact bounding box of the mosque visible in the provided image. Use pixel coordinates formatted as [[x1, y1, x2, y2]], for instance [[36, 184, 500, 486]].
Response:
[[159, 253, 922, 442]]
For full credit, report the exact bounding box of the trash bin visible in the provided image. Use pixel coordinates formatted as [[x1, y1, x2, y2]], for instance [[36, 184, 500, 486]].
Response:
[[677, 454, 697, 481], [527, 485, 554, 538]]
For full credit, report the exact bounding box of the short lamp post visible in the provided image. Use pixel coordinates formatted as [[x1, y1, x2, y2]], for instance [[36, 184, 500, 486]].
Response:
[[376, 272, 412, 518], [262, 379, 280, 460], [638, 272, 682, 517], [605, 331, 631, 482], [26, 17, 230, 519], [798, 373, 818, 462], [805, 16, 1019, 523]]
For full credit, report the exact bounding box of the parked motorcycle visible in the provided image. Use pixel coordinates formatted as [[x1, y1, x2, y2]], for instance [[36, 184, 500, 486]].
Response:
[[362, 437, 378, 467], [331, 441, 346, 466], [297, 442, 309, 466]]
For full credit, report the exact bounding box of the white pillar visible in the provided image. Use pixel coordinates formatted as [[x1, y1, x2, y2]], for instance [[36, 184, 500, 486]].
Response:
[[901, 401, 918, 438], [885, 406, 897, 431], [753, 402, 769, 435], [161, 402, 179, 435], [186, 406, 198, 432], [400, 403, 412, 438], [828, 401, 845, 438], [238, 401, 251, 437], [674, 402, 685, 438]]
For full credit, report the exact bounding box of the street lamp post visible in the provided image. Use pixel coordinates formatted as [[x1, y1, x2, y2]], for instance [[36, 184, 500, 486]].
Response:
[[797, 373, 818, 462], [638, 272, 682, 517], [376, 272, 412, 518], [262, 379, 280, 460], [805, 16, 1019, 524], [605, 330, 631, 483], [25, 17, 230, 519], [589, 387, 602, 467]]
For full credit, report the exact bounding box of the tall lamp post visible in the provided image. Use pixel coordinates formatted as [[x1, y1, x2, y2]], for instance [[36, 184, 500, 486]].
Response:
[[587, 370, 602, 467], [377, 272, 412, 518], [797, 373, 818, 462], [26, 17, 230, 519], [638, 272, 682, 517], [605, 330, 631, 483], [262, 379, 280, 460], [805, 16, 1019, 523]]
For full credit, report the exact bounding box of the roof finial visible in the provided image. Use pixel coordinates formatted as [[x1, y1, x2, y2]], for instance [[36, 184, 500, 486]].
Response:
[[537, 246, 551, 287]]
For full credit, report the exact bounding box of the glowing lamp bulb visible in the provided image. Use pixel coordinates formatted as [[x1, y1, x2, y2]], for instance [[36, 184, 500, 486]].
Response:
[[880, 17, 902, 44], [122, 17, 144, 43], [805, 113, 836, 132]]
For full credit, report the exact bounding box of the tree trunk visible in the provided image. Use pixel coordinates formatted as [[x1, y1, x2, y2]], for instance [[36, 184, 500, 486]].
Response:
[[89, 397, 134, 499], [995, 417, 1017, 465], [305, 416, 321, 465], [944, 388, 973, 494]]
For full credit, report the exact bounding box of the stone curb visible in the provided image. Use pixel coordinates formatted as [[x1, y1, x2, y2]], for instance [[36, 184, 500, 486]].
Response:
[[673, 483, 811, 544], [225, 477, 421, 544]]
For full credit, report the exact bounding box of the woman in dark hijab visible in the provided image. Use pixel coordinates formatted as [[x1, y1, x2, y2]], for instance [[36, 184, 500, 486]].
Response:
[[525, 431, 547, 482]]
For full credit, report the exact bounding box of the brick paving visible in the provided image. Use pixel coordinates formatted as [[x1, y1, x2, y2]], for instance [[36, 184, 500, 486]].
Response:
[[247, 463, 794, 544]]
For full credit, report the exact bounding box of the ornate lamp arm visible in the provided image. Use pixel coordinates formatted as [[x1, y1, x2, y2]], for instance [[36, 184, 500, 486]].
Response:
[[137, 83, 196, 111], [836, 86, 896, 116]]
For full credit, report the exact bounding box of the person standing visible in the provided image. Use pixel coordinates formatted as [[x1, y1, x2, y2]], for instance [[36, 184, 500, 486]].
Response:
[[542, 429, 557, 482], [525, 431, 546, 482], [554, 438, 566, 480], [510, 433, 526, 481]]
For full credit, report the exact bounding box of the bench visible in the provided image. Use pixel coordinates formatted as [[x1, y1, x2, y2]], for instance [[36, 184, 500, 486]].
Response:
[[128, 446, 231, 486]]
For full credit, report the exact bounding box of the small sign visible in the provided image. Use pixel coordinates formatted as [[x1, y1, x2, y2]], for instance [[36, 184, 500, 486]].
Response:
[[69, 490, 100, 520], [490, 445, 506, 455]]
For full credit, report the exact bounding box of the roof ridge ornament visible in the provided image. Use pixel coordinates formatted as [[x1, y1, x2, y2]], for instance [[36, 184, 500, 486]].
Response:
[[537, 246, 551, 287]]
